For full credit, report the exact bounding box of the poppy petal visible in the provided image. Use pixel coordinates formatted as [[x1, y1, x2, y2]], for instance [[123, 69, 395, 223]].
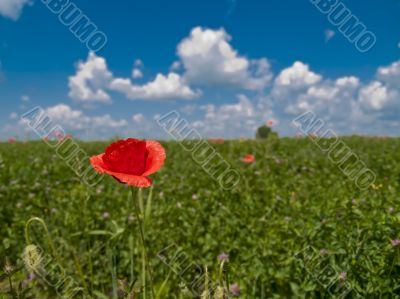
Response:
[[90, 154, 107, 173], [103, 138, 147, 175], [90, 154, 151, 187], [143, 140, 166, 176], [110, 172, 152, 188]]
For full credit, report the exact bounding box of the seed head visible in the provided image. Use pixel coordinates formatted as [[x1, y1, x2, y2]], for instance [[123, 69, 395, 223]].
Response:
[[23, 244, 42, 273], [214, 286, 227, 299], [4, 258, 13, 275]]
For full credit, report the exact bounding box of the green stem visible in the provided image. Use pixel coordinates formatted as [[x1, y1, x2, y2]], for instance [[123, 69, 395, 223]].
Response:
[[8, 276, 14, 297], [24, 217, 64, 274], [389, 248, 399, 275], [204, 266, 209, 299], [218, 261, 225, 286], [131, 187, 155, 299]]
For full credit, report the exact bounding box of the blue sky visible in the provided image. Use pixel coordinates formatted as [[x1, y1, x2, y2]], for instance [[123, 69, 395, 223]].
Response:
[[1, 0, 399, 140]]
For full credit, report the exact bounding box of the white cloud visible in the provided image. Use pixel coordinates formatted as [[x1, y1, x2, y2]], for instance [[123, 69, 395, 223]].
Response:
[[170, 61, 182, 72], [18, 104, 127, 133], [69, 53, 199, 102], [377, 60, 400, 87], [9, 112, 18, 120], [0, 0, 30, 20], [192, 94, 260, 137], [132, 113, 145, 123], [335, 76, 360, 88], [90, 114, 128, 129], [132, 68, 143, 78], [274, 61, 321, 88], [357, 61, 400, 119], [260, 59, 400, 135], [67, 28, 274, 104], [325, 29, 335, 43], [21, 95, 30, 102], [358, 81, 389, 111], [68, 52, 113, 104], [177, 27, 272, 90], [110, 72, 200, 100], [134, 59, 143, 67]]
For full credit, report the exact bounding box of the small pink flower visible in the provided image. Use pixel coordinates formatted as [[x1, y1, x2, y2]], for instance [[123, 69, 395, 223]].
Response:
[[391, 239, 400, 247], [218, 253, 229, 262], [319, 249, 329, 256], [229, 283, 240, 297], [339, 272, 347, 281]]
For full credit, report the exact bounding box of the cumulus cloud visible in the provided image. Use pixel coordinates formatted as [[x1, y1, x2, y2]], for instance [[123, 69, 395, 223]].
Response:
[[134, 59, 143, 67], [177, 27, 272, 90], [0, 0, 30, 20], [116, 59, 400, 138], [18, 104, 127, 134], [68, 53, 113, 104], [132, 68, 143, 79], [110, 73, 200, 100], [68, 28, 275, 104], [190, 94, 260, 137], [132, 113, 145, 123], [357, 60, 400, 121], [261, 59, 400, 135], [9, 112, 18, 120], [21, 95, 30, 102], [274, 61, 321, 89], [69, 53, 199, 102], [63, 27, 400, 137]]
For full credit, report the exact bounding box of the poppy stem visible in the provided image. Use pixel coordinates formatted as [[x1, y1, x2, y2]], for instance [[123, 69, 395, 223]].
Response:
[[131, 187, 155, 299]]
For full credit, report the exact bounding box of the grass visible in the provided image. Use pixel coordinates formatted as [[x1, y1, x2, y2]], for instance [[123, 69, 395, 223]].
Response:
[[0, 137, 399, 298]]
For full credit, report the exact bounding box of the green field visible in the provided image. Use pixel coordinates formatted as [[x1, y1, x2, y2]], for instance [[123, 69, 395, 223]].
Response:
[[1, 137, 400, 298]]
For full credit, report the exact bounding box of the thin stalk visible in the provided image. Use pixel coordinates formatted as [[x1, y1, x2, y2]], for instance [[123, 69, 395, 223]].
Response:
[[24, 217, 64, 274], [131, 187, 155, 299], [129, 234, 134, 286], [204, 266, 209, 299], [8, 276, 14, 298]]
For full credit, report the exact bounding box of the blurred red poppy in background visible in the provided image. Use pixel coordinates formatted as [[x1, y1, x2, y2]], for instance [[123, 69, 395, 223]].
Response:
[[209, 138, 225, 144], [8, 137, 16, 144], [90, 138, 166, 188], [241, 154, 255, 163]]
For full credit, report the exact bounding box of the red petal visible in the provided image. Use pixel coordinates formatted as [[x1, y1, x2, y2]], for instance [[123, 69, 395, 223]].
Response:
[[90, 154, 107, 173], [90, 154, 152, 187], [111, 172, 152, 188], [143, 140, 166, 176], [102, 138, 147, 175]]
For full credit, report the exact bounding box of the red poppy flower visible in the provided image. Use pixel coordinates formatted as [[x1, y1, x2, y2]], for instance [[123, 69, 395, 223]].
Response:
[[90, 138, 166, 188], [209, 138, 225, 144], [8, 137, 16, 144], [267, 120, 274, 126], [241, 154, 255, 163], [54, 130, 64, 139]]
